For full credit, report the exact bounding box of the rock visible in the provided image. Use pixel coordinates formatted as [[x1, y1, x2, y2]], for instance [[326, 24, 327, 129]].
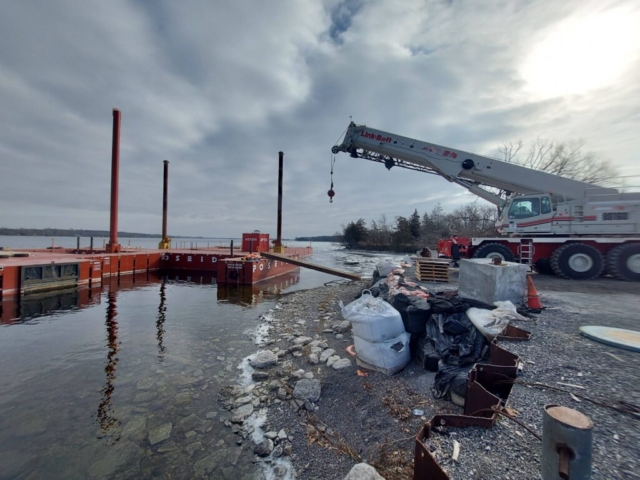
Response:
[[293, 336, 313, 345], [252, 371, 269, 381], [303, 372, 314, 379], [278, 429, 287, 440], [304, 399, 315, 411], [178, 414, 202, 432], [319, 349, 336, 363], [235, 395, 253, 406], [309, 353, 319, 365], [308, 340, 322, 348], [310, 346, 323, 355], [157, 441, 178, 453], [133, 392, 155, 403], [292, 369, 306, 379], [277, 388, 288, 400], [333, 358, 352, 370], [336, 334, 344, 339], [327, 355, 340, 367], [250, 351, 278, 369], [323, 329, 334, 333], [89, 441, 143, 477], [283, 443, 293, 456], [231, 403, 254, 423], [148, 422, 172, 445], [272, 445, 284, 458], [343, 463, 385, 480], [254, 439, 274, 457], [122, 416, 146, 442], [265, 431, 278, 439], [136, 378, 155, 390], [174, 392, 192, 404], [293, 379, 321, 403], [186, 442, 202, 456], [205, 412, 217, 419], [288, 344, 303, 352], [193, 451, 226, 476], [335, 320, 351, 333]]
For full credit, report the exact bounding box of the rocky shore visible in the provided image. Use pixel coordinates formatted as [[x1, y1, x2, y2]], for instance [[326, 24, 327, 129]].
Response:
[[218, 274, 640, 480]]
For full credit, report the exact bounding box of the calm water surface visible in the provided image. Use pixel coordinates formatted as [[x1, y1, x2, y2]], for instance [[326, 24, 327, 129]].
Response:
[[0, 237, 404, 479]]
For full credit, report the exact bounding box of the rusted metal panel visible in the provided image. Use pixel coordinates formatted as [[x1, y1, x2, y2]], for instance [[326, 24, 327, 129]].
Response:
[[497, 324, 533, 341]]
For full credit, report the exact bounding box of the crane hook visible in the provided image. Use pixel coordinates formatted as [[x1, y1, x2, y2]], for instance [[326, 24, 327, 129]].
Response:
[[328, 156, 336, 203]]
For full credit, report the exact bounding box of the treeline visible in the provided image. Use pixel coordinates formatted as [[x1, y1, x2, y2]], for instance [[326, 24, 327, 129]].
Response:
[[294, 235, 341, 242], [340, 203, 499, 252], [0, 228, 175, 238]]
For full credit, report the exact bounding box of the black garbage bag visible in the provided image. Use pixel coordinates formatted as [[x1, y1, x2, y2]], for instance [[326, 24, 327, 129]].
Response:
[[425, 312, 486, 366], [391, 293, 432, 334], [433, 364, 469, 402], [428, 296, 495, 314]]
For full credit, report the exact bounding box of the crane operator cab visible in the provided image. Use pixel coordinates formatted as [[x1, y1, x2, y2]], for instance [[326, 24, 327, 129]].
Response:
[[497, 194, 555, 234]]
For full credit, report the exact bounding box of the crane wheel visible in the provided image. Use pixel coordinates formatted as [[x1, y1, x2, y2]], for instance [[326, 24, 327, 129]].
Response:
[[607, 243, 640, 281], [472, 243, 516, 262], [550, 243, 604, 280]]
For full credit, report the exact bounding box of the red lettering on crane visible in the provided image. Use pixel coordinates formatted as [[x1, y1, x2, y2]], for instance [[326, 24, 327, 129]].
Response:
[[361, 131, 392, 143]]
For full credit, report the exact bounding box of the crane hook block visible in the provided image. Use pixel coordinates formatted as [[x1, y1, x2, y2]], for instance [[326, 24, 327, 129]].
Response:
[[328, 188, 335, 203]]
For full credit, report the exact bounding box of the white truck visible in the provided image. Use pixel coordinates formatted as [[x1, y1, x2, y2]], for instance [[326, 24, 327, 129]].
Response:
[[332, 122, 640, 281]]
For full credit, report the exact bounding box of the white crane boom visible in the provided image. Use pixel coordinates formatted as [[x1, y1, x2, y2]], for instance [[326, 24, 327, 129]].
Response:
[[331, 122, 615, 206]]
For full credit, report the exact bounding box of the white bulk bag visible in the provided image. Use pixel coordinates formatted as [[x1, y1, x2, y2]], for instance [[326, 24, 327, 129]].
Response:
[[353, 332, 411, 375], [340, 290, 405, 343]]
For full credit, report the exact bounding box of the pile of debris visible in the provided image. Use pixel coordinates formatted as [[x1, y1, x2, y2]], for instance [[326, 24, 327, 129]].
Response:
[[341, 260, 534, 479]]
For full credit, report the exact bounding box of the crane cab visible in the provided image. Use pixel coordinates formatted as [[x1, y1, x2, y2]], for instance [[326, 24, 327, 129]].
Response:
[[498, 194, 555, 234]]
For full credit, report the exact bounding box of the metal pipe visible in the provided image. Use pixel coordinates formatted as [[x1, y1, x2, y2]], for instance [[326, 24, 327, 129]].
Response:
[[541, 405, 593, 480], [107, 109, 121, 252], [230, 240, 234, 257], [276, 151, 284, 246], [77, 236, 80, 251], [90, 237, 94, 251], [162, 160, 169, 240]]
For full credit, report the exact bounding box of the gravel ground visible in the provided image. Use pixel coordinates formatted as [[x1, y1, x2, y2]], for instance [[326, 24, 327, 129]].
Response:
[[226, 269, 639, 480]]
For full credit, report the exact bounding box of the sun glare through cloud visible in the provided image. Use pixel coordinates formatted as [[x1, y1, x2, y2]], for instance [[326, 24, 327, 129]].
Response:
[[522, 8, 640, 98]]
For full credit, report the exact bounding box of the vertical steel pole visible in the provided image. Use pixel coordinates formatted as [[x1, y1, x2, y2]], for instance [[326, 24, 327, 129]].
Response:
[[107, 109, 121, 253], [162, 160, 169, 241], [276, 151, 284, 249], [230, 240, 234, 257]]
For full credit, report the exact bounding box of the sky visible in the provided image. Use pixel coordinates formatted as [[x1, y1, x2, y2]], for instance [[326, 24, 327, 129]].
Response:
[[1, 0, 639, 238]]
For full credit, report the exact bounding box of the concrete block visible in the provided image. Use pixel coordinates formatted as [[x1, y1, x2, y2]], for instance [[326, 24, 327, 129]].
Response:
[[458, 259, 527, 306]]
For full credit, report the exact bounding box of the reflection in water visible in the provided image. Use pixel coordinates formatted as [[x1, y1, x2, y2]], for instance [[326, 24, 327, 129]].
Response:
[[96, 290, 120, 440], [156, 281, 167, 361]]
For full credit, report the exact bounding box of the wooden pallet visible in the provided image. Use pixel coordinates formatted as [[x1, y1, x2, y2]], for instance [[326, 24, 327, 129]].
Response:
[[416, 259, 450, 282]]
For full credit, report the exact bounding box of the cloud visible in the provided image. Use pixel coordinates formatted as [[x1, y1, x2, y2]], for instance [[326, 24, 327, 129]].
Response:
[[1, 0, 638, 237]]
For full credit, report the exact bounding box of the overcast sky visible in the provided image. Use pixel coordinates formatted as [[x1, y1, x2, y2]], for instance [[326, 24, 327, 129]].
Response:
[[1, 0, 639, 238]]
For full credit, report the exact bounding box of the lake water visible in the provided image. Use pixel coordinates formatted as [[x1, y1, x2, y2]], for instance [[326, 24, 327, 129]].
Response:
[[0, 237, 405, 479]]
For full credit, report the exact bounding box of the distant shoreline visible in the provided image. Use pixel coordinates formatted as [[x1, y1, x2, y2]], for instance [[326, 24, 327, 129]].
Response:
[[0, 228, 210, 239]]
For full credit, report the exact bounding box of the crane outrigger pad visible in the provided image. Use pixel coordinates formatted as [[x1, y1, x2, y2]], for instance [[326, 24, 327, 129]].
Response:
[[579, 326, 640, 353], [260, 252, 361, 281]]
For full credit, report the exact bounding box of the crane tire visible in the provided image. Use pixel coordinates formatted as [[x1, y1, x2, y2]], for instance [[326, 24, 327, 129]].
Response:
[[606, 243, 640, 281], [534, 258, 554, 275], [550, 243, 603, 280], [472, 243, 516, 263]]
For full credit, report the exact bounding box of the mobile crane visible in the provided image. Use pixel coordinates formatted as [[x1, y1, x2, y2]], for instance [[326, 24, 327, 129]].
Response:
[[332, 122, 640, 281]]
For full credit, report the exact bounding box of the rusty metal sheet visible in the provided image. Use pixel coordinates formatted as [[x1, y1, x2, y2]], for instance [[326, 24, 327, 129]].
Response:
[[497, 324, 532, 342], [414, 414, 495, 479]]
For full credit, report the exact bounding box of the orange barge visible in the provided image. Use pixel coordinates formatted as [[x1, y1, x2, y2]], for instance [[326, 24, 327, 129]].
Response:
[[0, 232, 312, 299]]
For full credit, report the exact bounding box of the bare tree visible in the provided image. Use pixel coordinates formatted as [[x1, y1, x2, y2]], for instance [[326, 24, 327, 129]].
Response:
[[498, 139, 618, 186]]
